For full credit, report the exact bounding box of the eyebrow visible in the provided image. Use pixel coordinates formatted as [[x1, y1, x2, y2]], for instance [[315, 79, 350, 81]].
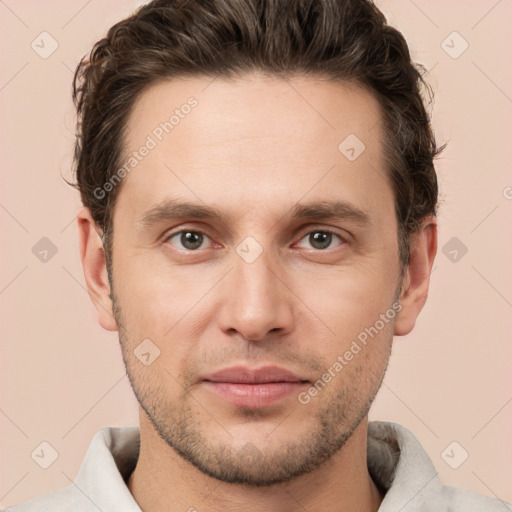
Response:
[[138, 198, 371, 228]]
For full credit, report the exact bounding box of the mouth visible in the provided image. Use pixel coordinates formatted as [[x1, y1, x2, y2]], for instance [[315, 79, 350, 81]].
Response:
[[201, 365, 309, 408]]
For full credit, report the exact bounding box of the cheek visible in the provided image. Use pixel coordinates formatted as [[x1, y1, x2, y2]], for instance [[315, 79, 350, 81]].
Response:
[[296, 275, 396, 393], [293, 266, 395, 338], [113, 255, 197, 320]]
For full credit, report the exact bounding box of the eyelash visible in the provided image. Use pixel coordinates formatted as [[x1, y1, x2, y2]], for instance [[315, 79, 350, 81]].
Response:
[[164, 228, 347, 252]]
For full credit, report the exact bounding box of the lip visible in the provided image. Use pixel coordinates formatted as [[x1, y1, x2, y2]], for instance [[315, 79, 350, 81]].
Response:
[[201, 365, 309, 408], [204, 365, 306, 384]]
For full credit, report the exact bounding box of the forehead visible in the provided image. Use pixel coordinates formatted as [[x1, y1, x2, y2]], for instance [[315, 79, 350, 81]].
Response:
[[116, 73, 391, 229], [125, 73, 383, 151]]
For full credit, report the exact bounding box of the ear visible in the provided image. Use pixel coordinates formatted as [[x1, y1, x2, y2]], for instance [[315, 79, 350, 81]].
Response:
[[394, 216, 437, 336], [77, 207, 118, 331]]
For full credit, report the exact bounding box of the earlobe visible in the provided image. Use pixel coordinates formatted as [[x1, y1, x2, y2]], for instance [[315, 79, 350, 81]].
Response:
[[77, 207, 118, 332], [394, 217, 437, 336]]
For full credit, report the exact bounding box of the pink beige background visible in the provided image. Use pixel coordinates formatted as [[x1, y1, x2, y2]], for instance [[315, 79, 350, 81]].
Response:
[[1, 0, 511, 507]]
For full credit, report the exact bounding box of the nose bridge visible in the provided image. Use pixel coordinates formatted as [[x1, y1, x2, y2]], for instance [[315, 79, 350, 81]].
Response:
[[235, 243, 278, 303], [218, 238, 293, 341]]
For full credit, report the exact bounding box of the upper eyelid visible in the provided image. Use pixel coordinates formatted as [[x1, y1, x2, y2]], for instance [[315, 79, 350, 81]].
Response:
[[295, 229, 346, 242], [293, 229, 347, 249], [165, 225, 348, 248]]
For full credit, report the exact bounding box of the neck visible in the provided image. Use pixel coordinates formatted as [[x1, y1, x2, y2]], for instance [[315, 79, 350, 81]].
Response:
[[127, 412, 384, 512]]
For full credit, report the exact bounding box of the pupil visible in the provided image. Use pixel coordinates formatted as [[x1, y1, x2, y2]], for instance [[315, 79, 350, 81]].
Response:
[[182, 231, 203, 250], [310, 231, 331, 249]]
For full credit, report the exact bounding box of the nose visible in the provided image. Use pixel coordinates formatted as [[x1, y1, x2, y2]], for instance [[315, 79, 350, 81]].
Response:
[[216, 245, 295, 342]]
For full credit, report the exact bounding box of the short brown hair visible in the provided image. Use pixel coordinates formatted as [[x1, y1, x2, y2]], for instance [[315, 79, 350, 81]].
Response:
[[71, 0, 445, 275]]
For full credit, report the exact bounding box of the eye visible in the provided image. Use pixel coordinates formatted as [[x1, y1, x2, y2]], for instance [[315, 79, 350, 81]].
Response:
[[164, 228, 346, 253], [165, 230, 212, 251], [295, 229, 346, 251]]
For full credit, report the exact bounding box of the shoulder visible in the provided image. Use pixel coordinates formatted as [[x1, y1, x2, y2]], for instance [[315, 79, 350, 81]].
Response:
[[368, 421, 511, 512], [3, 485, 74, 512], [3, 425, 140, 512], [438, 485, 510, 511]]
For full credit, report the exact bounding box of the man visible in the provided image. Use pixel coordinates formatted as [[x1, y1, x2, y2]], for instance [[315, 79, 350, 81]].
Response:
[[5, 0, 509, 511]]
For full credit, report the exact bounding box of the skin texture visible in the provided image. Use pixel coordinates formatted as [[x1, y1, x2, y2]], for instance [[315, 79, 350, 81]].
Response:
[[78, 72, 437, 512]]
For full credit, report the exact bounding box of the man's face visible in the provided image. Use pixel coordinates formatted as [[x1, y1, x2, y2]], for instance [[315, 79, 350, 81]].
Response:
[[109, 73, 402, 485]]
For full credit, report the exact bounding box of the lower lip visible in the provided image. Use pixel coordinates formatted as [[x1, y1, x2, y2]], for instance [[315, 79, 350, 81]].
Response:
[[203, 381, 307, 408]]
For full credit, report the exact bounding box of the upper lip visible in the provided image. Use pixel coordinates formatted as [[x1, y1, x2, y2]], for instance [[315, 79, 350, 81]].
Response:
[[202, 365, 308, 384]]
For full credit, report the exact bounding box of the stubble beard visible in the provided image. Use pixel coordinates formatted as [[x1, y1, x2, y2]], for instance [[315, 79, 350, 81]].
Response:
[[114, 321, 390, 485]]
